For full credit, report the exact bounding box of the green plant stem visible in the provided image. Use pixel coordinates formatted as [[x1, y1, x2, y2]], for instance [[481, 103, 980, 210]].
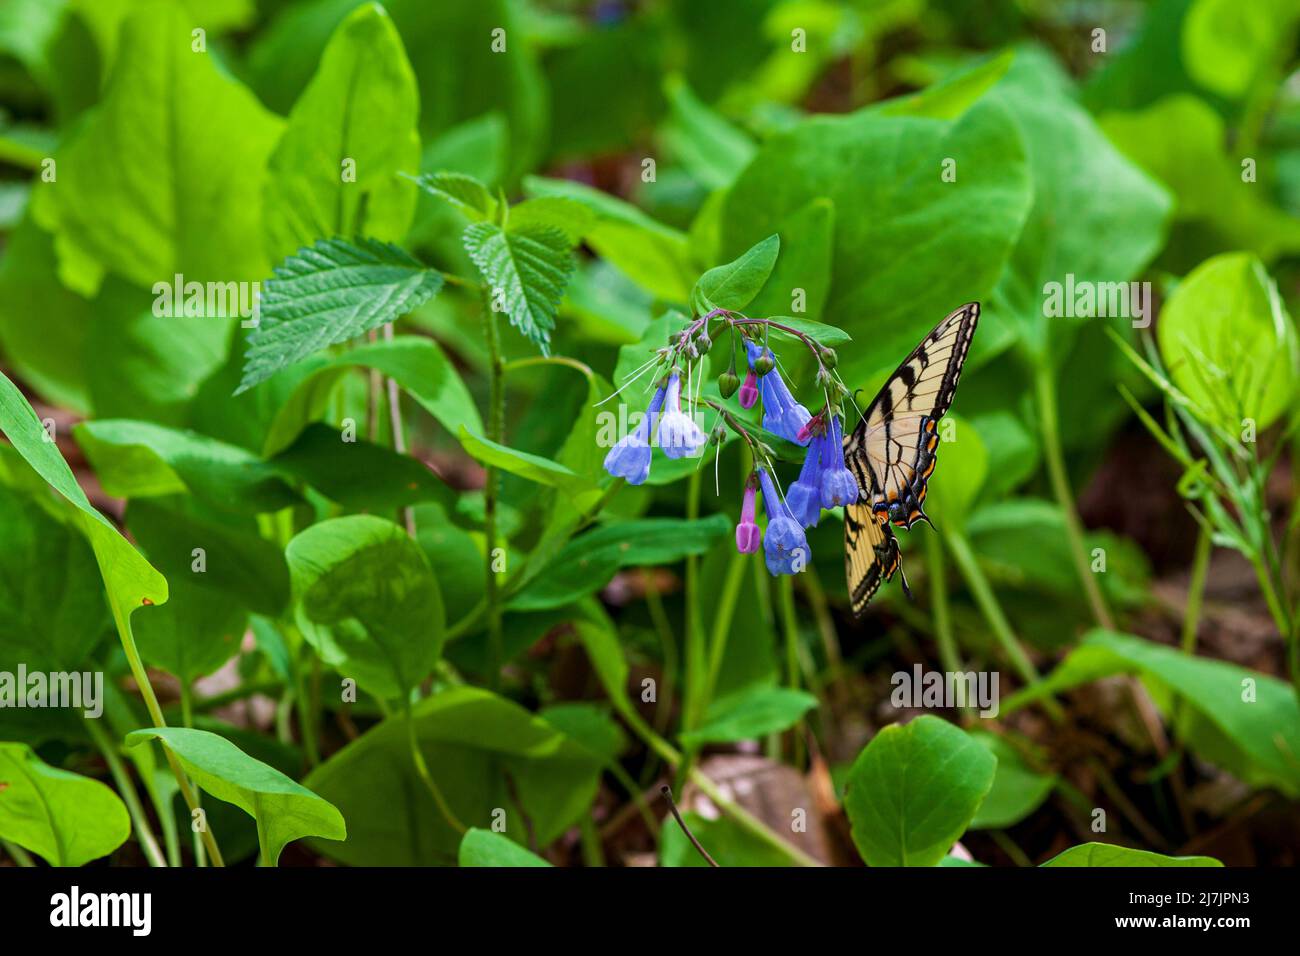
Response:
[[943, 525, 1062, 721], [502, 355, 594, 379], [925, 529, 968, 721], [84, 718, 167, 868], [179, 680, 206, 868], [482, 294, 506, 692], [405, 707, 466, 835], [617, 705, 819, 867], [682, 471, 706, 731], [1182, 527, 1212, 655], [777, 575, 806, 767], [642, 570, 677, 740], [1, 838, 34, 866], [705, 550, 749, 702], [1250, 554, 1300, 703], [108, 603, 224, 866], [1033, 363, 1114, 630]]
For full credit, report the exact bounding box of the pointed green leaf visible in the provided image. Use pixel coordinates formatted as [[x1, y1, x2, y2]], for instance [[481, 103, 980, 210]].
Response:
[[463, 221, 574, 354], [691, 234, 779, 315], [126, 727, 345, 865], [458, 828, 552, 867], [680, 686, 818, 747], [1042, 843, 1222, 867], [411, 171, 496, 221]]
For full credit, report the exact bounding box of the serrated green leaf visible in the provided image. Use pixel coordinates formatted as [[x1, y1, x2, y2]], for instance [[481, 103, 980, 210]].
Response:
[[238, 238, 444, 393], [411, 171, 496, 221], [126, 727, 345, 865], [463, 221, 574, 353]]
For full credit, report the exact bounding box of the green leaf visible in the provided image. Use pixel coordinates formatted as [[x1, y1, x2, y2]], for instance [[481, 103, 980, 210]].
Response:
[[237, 237, 445, 393], [878, 52, 1015, 120], [524, 176, 695, 302], [457, 426, 600, 504], [0, 480, 108, 674], [305, 686, 602, 865], [30, 1, 282, 289], [286, 515, 444, 700], [925, 415, 987, 528], [844, 715, 997, 867], [662, 74, 756, 189], [507, 197, 597, 246], [463, 221, 574, 354], [986, 49, 1172, 363], [0, 743, 130, 867], [458, 828, 552, 867], [411, 171, 496, 222], [1157, 252, 1297, 432], [691, 234, 780, 315], [126, 727, 345, 865], [273, 423, 455, 513], [262, 335, 482, 456], [1042, 843, 1222, 867], [510, 515, 731, 611], [743, 199, 835, 322], [968, 732, 1058, 830], [722, 92, 1031, 390], [660, 811, 801, 867], [1004, 630, 1300, 797], [573, 617, 632, 720], [263, 2, 420, 263], [74, 419, 300, 514], [132, 578, 246, 683], [1181, 0, 1293, 98], [0, 371, 168, 668], [680, 686, 818, 747]]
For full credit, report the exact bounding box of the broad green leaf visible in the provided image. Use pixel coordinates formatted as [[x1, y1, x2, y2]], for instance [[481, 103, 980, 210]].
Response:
[[0, 743, 130, 867], [539, 703, 626, 764], [263, 335, 482, 456], [458, 827, 552, 867], [1181, 0, 1293, 98], [305, 686, 602, 865], [126, 727, 345, 865], [0, 481, 108, 673], [844, 715, 997, 867], [660, 811, 801, 867], [31, 1, 283, 289], [680, 686, 818, 747], [743, 199, 835, 322], [524, 176, 695, 302], [263, 2, 420, 263], [510, 515, 731, 611], [237, 238, 444, 393], [691, 234, 779, 315], [1004, 630, 1300, 797], [722, 93, 1031, 390], [286, 515, 444, 699], [272, 423, 456, 513], [463, 221, 574, 354], [661, 74, 756, 189], [1157, 252, 1297, 432], [1042, 843, 1222, 867], [126, 498, 290, 618], [1101, 96, 1300, 264], [74, 419, 300, 514], [0, 371, 168, 667], [132, 578, 246, 683], [986, 48, 1171, 363], [968, 732, 1057, 830]]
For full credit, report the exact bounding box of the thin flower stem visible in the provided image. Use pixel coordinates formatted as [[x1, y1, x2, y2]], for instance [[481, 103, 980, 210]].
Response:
[[682, 471, 707, 732], [1033, 363, 1114, 629], [704, 550, 749, 702], [406, 706, 466, 835], [1181, 527, 1213, 655], [482, 292, 506, 691], [382, 322, 416, 537], [778, 575, 806, 767], [83, 717, 167, 868]]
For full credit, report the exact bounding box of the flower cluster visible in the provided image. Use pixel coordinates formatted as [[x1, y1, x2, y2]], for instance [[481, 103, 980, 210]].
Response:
[[601, 308, 853, 578]]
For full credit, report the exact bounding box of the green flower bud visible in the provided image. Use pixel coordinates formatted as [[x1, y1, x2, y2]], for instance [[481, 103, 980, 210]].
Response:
[[709, 422, 728, 445], [753, 351, 775, 375], [696, 331, 712, 354], [718, 370, 741, 399], [819, 346, 838, 369]]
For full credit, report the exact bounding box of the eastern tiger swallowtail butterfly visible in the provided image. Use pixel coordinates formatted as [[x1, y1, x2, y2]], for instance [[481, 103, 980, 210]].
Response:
[[843, 302, 979, 616]]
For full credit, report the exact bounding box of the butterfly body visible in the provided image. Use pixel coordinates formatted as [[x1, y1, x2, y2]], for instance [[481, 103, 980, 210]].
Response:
[[843, 302, 979, 616]]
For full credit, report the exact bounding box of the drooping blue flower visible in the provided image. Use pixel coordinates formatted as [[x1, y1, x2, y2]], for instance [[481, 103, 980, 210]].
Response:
[[819, 414, 859, 509], [745, 341, 811, 445], [758, 468, 810, 576], [656, 371, 706, 459], [785, 431, 824, 529], [603, 384, 666, 485]]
